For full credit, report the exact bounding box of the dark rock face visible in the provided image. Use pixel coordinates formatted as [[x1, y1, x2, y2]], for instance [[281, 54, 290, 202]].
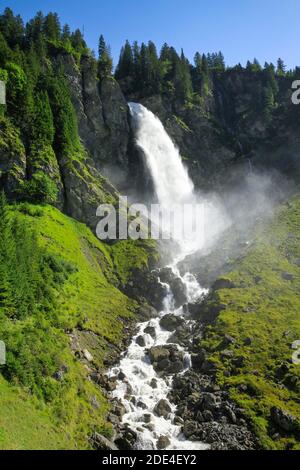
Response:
[[159, 268, 187, 308]]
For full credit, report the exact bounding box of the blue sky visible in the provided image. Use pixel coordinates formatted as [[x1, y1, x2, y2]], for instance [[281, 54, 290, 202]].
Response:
[[3, 0, 299, 69]]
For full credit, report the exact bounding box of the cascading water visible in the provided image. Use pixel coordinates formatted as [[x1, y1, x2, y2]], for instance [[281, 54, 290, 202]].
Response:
[[108, 103, 210, 450]]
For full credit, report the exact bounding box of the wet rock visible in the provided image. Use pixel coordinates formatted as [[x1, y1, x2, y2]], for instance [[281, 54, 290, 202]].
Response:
[[150, 378, 158, 389], [270, 407, 299, 433], [168, 325, 191, 347], [91, 433, 118, 450], [149, 346, 170, 363], [144, 325, 156, 338], [191, 349, 207, 370], [118, 371, 126, 381], [158, 268, 187, 308], [115, 426, 137, 450], [154, 399, 172, 418], [136, 335, 146, 347], [167, 360, 184, 374], [174, 416, 184, 425], [160, 314, 184, 331], [138, 305, 159, 320], [137, 401, 147, 410], [111, 400, 126, 418], [157, 435, 171, 450], [143, 414, 152, 424], [149, 345, 185, 375], [183, 421, 198, 438]]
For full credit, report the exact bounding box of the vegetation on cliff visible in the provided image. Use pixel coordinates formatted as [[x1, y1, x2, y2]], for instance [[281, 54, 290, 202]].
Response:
[[197, 195, 300, 449]]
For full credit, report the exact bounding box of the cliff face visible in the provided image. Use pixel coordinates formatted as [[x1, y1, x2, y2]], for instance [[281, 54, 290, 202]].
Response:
[[1, 51, 299, 232]]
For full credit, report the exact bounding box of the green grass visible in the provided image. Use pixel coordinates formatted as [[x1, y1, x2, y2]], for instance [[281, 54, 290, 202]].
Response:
[[0, 203, 157, 449], [200, 195, 300, 449]]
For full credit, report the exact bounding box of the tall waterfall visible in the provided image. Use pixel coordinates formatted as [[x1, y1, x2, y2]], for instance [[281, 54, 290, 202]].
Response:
[[107, 103, 211, 451], [129, 102, 194, 208]]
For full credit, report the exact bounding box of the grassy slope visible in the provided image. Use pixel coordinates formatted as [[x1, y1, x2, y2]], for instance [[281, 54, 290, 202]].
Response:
[[201, 195, 300, 449], [0, 203, 156, 449]]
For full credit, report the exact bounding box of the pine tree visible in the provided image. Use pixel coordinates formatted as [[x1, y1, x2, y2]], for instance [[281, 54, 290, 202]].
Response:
[[115, 40, 134, 80], [98, 34, 113, 78], [277, 58, 286, 76], [43, 13, 61, 42]]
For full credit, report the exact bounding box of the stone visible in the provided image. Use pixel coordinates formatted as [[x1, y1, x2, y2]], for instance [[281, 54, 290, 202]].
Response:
[[221, 349, 234, 359], [137, 401, 147, 410], [157, 436, 171, 450], [149, 346, 170, 363], [191, 349, 207, 370], [91, 433, 118, 450], [143, 414, 152, 424], [136, 335, 146, 347], [83, 349, 93, 362], [160, 314, 184, 331], [202, 393, 218, 411], [270, 407, 299, 433], [183, 421, 198, 438], [150, 378, 158, 389], [154, 399, 172, 418], [144, 325, 156, 338]]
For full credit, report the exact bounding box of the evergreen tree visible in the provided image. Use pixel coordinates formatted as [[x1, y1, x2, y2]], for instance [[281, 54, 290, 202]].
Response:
[[98, 34, 113, 78], [71, 28, 87, 53], [43, 13, 61, 42], [0, 8, 24, 48], [277, 58, 286, 76], [115, 40, 134, 79]]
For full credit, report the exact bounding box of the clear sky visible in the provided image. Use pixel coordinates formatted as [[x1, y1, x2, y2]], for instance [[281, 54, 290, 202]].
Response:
[[3, 0, 300, 69]]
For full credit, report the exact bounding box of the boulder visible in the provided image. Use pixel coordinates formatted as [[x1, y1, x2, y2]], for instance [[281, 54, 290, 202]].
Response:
[[91, 433, 118, 450], [154, 399, 172, 418], [160, 314, 184, 331], [157, 436, 171, 450], [136, 335, 146, 347], [270, 407, 299, 433], [183, 421, 198, 438], [144, 325, 156, 338]]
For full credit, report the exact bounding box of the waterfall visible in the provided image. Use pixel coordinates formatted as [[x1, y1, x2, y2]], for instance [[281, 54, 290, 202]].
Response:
[[129, 103, 194, 208], [107, 103, 210, 451]]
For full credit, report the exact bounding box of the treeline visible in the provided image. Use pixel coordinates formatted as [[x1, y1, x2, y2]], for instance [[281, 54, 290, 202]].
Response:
[[112, 38, 294, 107], [0, 8, 87, 204]]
